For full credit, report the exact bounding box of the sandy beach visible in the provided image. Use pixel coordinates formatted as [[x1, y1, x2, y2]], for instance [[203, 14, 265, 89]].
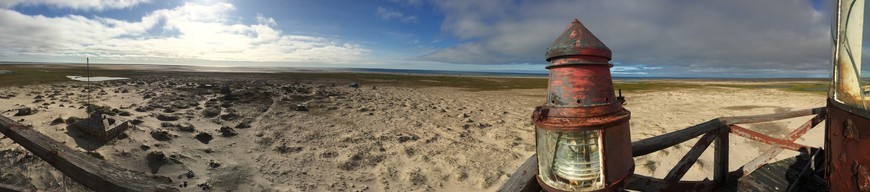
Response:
[[0, 68, 827, 191]]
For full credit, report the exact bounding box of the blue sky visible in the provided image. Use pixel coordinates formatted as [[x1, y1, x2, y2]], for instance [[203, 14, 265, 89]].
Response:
[[0, 0, 852, 77]]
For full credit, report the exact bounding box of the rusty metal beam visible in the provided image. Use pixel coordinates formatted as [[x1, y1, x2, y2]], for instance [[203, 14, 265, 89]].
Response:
[[0, 115, 177, 192], [729, 125, 812, 151], [719, 107, 824, 125], [632, 107, 823, 157], [497, 154, 541, 192], [736, 112, 826, 177], [663, 131, 718, 185]]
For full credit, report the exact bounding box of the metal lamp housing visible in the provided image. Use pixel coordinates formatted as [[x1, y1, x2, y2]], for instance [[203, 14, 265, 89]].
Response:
[[533, 19, 634, 192]]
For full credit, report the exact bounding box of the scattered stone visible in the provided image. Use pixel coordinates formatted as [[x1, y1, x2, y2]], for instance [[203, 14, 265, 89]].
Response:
[[140, 145, 151, 151], [457, 113, 470, 118], [156, 114, 179, 121], [219, 126, 238, 137], [234, 121, 251, 129], [293, 104, 308, 111], [348, 82, 359, 88], [195, 132, 213, 144], [274, 145, 303, 154], [321, 151, 339, 158], [178, 123, 196, 132], [398, 135, 419, 143], [151, 130, 173, 141], [201, 107, 220, 118], [50, 117, 65, 125], [14, 107, 35, 116], [131, 119, 144, 125], [208, 160, 221, 168], [220, 113, 239, 121], [118, 111, 132, 116]]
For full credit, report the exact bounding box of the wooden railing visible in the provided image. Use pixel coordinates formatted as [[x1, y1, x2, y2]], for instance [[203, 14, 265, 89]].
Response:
[[499, 107, 826, 192], [0, 115, 177, 192]]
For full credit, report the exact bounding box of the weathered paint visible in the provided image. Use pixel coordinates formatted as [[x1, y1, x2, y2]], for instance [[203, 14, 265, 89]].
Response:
[[729, 125, 811, 152], [534, 19, 632, 192], [826, 98, 870, 192]]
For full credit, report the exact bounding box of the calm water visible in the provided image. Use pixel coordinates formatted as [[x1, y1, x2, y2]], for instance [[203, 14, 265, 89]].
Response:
[[66, 76, 129, 81]]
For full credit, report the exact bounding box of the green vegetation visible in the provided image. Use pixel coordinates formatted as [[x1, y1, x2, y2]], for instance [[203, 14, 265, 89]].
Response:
[[0, 64, 830, 93], [0, 64, 149, 87], [274, 72, 548, 91]]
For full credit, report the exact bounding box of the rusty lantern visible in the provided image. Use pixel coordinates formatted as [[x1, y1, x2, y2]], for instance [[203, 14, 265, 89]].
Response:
[[533, 19, 634, 191]]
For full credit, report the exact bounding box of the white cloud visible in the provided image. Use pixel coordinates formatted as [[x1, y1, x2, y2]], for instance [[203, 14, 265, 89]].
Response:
[[376, 6, 418, 23], [426, 0, 833, 75], [0, 2, 369, 64], [0, 0, 151, 10]]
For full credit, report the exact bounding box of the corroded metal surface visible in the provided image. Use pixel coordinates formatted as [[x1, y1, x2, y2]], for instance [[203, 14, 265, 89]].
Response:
[[533, 19, 633, 191], [729, 125, 811, 152], [826, 98, 870, 192]]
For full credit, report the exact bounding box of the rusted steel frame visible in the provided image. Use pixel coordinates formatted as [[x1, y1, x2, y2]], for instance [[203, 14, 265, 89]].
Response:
[[736, 112, 826, 177], [632, 107, 823, 157], [663, 131, 718, 185], [719, 107, 824, 125], [714, 125, 730, 188], [624, 174, 715, 192], [0, 115, 177, 192], [498, 154, 541, 192], [729, 125, 812, 151]]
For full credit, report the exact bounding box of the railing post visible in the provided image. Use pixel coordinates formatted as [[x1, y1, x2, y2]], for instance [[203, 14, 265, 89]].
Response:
[[714, 125, 730, 187]]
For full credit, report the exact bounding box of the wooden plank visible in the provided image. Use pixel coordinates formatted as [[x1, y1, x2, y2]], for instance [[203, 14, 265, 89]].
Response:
[[714, 126, 730, 187], [663, 131, 718, 184], [498, 154, 541, 192], [632, 119, 724, 157], [625, 174, 715, 192], [0, 115, 177, 192], [729, 125, 811, 151], [0, 183, 32, 192]]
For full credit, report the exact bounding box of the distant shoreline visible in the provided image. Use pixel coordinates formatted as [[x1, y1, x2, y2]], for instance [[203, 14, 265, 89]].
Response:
[[0, 62, 836, 80]]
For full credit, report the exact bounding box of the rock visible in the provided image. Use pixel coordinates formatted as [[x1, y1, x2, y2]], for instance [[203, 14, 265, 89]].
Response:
[[220, 113, 239, 121], [219, 126, 238, 137], [348, 82, 359, 88], [118, 111, 132, 116], [14, 107, 35, 116], [195, 132, 213, 144], [457, 113, 470, 118], [178, 123, 196, 132], [156, 114, 179, 121], [151, 130, 173, 141], [50, 117, 65, 125], [208, 160, 221, 168], [293, 104, 308, 111], [146, 151, 167, 164], [398, 135, 419, 143], [131, 119, 144, 125], [220, 85, 232, 95], [201, 107, 220, 118], [274, 145, 303, 154], [234, 121, 251, 129]]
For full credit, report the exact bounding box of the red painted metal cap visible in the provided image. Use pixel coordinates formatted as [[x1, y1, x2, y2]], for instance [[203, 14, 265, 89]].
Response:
[[545, 19, 612, 61]]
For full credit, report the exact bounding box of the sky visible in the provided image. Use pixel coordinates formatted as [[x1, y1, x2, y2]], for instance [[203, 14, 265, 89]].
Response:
[[0, 0, 855, 77]]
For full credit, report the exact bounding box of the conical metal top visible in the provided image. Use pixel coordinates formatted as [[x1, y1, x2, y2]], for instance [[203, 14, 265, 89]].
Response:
[[545, 19, 612, 61]]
